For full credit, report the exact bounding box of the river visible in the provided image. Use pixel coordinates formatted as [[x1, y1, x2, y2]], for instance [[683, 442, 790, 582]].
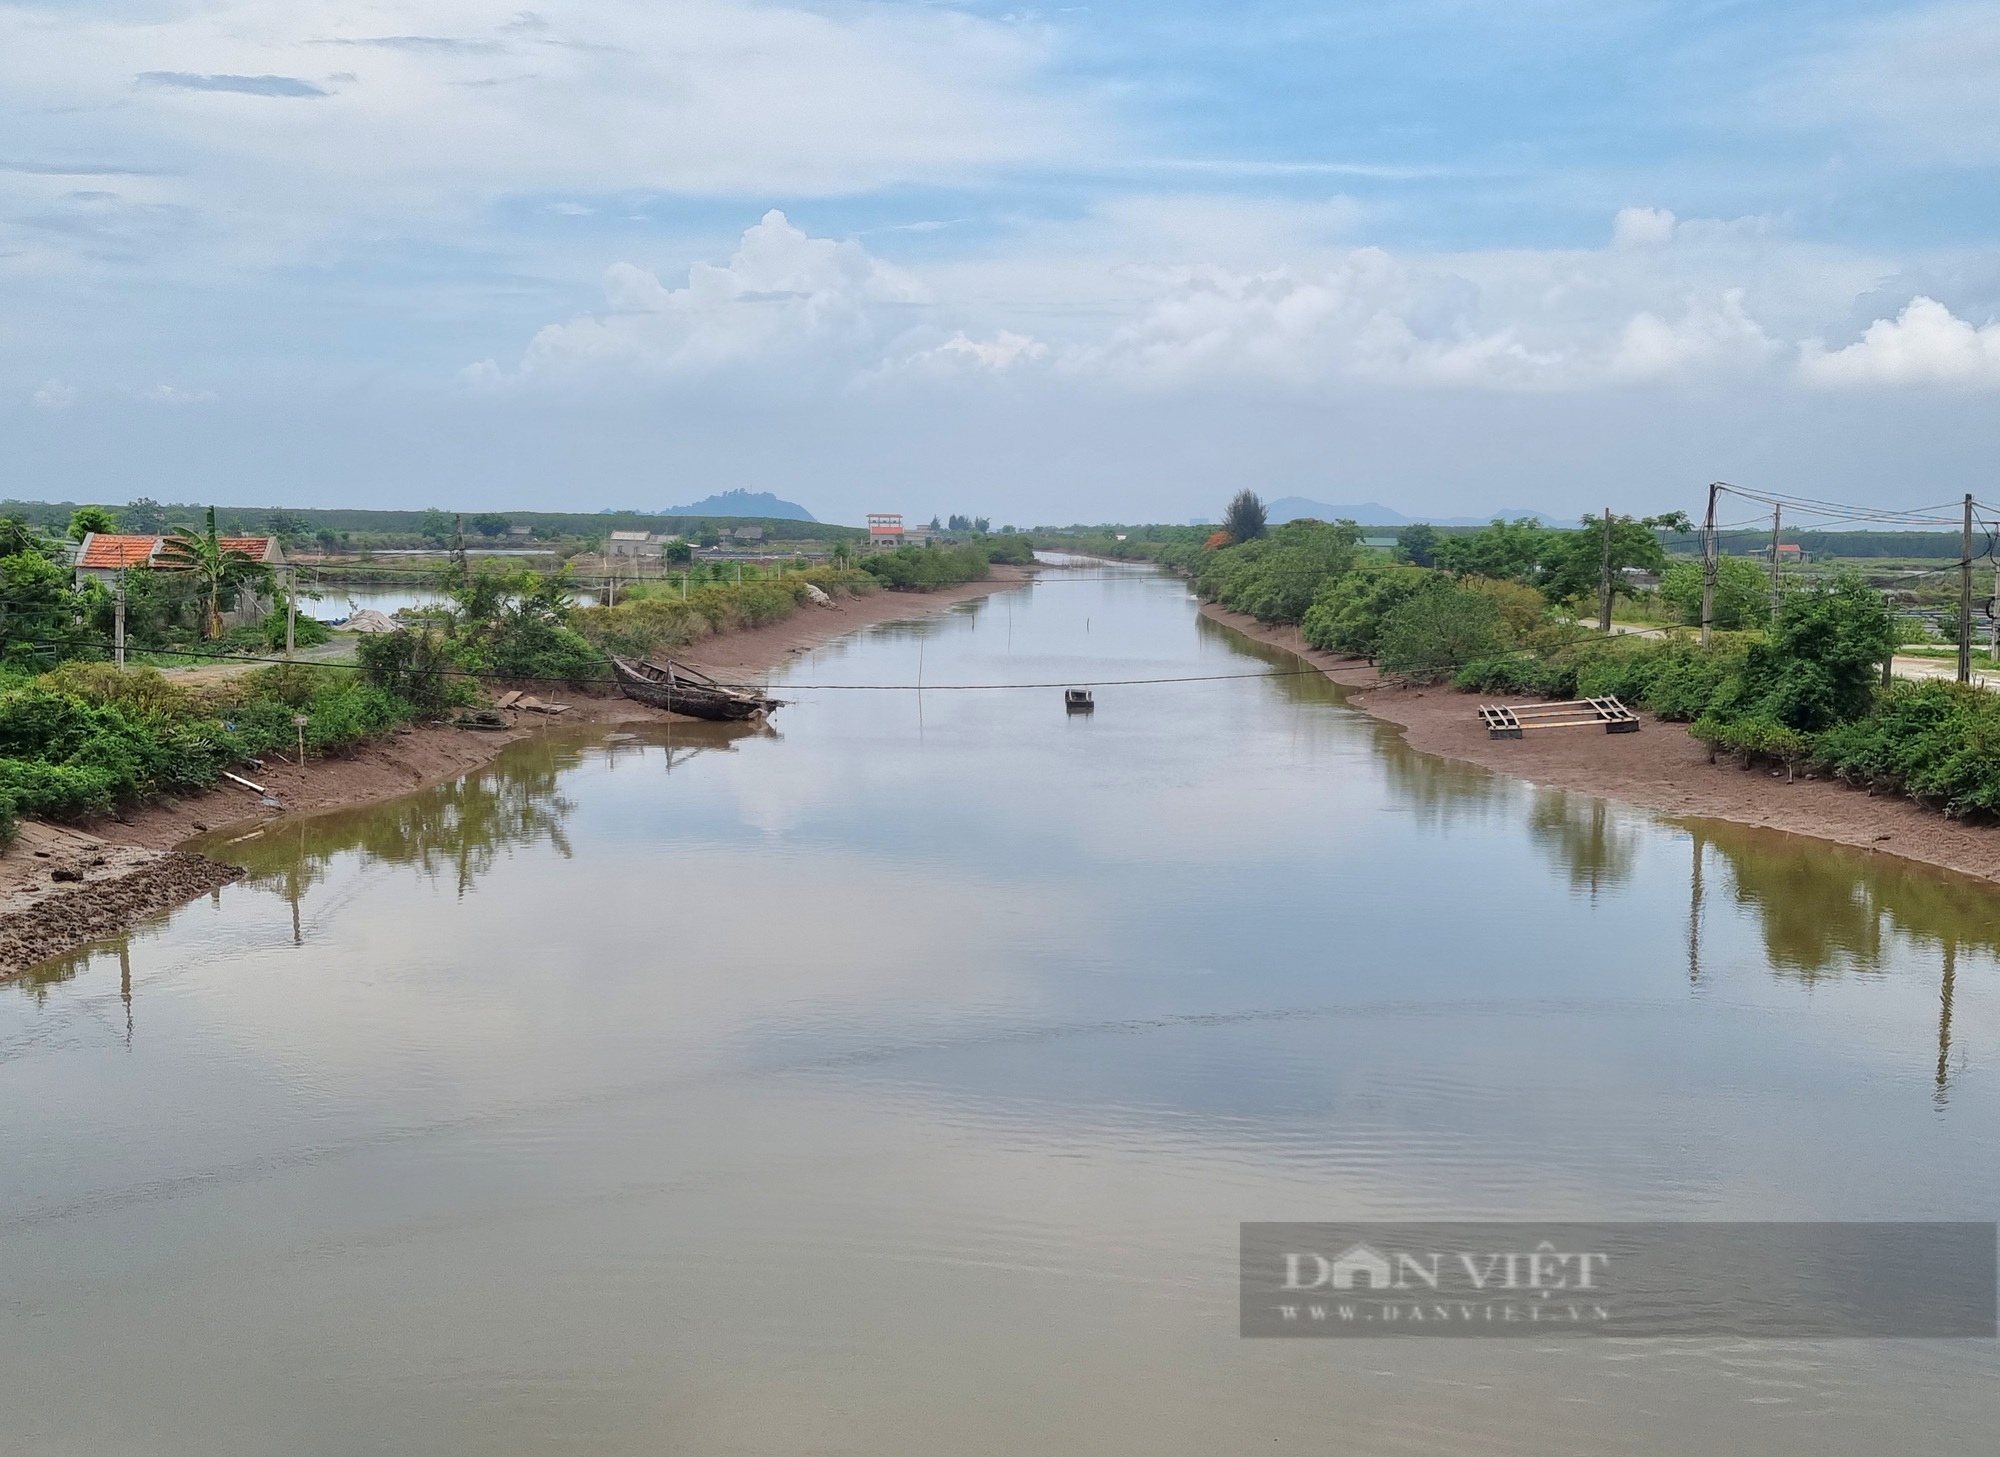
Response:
[[3, 565, 1996, 1454]]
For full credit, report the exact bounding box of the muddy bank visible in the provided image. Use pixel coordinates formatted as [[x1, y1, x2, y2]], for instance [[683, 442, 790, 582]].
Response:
[[0, 822, 244, 977], [0, 568, 1034, 978], [1201, 602, 2000, 884]]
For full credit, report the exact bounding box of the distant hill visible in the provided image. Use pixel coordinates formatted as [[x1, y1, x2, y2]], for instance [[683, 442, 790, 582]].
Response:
[[1264, 497, 1560, 528], [658, 489, 816, 522]]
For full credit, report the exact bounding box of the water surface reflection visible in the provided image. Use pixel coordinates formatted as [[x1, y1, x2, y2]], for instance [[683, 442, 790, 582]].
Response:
[[2, 568, 1995, 1457]]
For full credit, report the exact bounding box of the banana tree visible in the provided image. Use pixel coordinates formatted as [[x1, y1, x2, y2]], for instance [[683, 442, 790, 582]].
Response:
[[157, 507, 270, 639]]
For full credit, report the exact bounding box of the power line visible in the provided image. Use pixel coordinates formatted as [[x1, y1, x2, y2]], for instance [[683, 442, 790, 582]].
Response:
[[0, 630, 1378, 693]]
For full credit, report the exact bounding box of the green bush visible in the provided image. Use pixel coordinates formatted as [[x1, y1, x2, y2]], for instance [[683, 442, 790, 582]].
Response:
[[1454, 654, 1580, 698], [355, 630, 470, 716], [1302, 563, 1431, 656], [862, 542, 995, 589], [1378, 578, 1503, 683], [1810, 680, 2000, 817], [1658, 556, 1770, 630], [0, 657, 438, 835], [1193, 520, 1360, 625], [574, 569, 876, 662]]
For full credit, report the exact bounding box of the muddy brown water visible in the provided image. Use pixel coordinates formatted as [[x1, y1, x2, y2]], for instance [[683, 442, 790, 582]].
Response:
[[3, 567, 1996, 1455]]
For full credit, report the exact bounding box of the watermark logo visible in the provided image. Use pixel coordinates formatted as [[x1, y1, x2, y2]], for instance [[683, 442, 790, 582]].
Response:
[[1241, 1223, 1995, 1338]]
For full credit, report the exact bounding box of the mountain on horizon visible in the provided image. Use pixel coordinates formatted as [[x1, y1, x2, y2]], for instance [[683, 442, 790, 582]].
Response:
[[658, 489, 817, 522], [1264, 496, 1561, 528]]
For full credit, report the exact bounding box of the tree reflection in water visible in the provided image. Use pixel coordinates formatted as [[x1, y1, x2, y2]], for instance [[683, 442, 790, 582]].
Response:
[[1684, 819, 1999, 1104], [10, 721, 767, 1010]]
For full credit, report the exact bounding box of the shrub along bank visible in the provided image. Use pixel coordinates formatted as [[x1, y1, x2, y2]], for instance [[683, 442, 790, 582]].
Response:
[[1150, 506, 1999, 823], [0, 661, 436, 841], [861, 534, 1034, 590], [573, 566, 878, 662]]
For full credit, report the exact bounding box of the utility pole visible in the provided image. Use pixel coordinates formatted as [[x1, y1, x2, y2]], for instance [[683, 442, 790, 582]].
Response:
[[1598, 506, 1614, 633], [1959, 493, 1974, 684], [114, 572, 126, 669], [284, 566, 296, 659], [1769, 504, 1783, 626], [1701, 482, 1719, 647], [453, 513, 466, 573]]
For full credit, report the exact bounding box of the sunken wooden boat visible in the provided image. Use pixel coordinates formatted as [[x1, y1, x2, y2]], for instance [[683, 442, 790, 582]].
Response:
[[610, 656, 785, 722]]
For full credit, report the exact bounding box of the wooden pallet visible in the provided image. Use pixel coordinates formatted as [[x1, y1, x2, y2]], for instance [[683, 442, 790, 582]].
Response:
[[1478, 696, 1640, 740]]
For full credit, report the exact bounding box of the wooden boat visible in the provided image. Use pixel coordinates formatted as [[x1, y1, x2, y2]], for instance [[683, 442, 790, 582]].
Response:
[[1064, 688, 1094, 713], [610, 656, 784, 722]]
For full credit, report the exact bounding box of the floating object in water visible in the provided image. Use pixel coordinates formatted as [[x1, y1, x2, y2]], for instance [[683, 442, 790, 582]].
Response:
[[611, 656, 784, 722], [1064, 688, 1094, 713]]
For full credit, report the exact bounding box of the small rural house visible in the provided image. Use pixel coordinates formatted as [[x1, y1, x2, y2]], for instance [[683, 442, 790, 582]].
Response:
[[72, 532, 287, 628], [606, 530, 664, 560], [867, 512, 904, 546]]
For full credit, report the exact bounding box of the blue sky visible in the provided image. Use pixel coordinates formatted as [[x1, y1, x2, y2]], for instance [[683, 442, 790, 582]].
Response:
[[6, 1, 2000, 524]]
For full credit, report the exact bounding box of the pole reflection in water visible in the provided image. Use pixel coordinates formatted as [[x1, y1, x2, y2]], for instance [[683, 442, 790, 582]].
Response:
[[2, 568, 1996, 1457]]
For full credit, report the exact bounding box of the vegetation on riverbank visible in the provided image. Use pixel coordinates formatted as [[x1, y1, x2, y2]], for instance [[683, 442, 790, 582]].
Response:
[[573, 566, 879, 661], [0, 662, 433, 841], [1131, 493, 2000, 823], [860, 535, 1035, 588]]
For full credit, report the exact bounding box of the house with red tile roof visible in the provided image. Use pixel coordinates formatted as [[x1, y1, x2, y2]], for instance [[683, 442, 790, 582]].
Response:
[[73, 532, 288, 628]]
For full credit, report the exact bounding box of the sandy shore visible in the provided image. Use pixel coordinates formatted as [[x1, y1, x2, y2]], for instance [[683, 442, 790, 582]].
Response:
[[1200, 602, 2000, 884], [0, 567, 1034, 978]]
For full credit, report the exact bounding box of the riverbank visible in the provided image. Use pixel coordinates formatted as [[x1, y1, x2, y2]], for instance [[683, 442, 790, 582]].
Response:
[[1201, 601, 2000, 884], [0, 566, 1034, 978]]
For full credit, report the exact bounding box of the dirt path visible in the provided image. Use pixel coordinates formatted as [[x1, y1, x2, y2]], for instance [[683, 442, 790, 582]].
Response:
[[0, 568, 1036, 979], [1200, 602, 2000, 885]]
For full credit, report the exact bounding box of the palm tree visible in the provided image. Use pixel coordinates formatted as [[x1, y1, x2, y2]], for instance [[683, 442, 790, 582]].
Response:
[[157, 507, 270, 639]]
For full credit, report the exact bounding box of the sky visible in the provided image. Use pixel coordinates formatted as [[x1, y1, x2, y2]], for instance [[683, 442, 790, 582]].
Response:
[[6, 1, 2000, 526]]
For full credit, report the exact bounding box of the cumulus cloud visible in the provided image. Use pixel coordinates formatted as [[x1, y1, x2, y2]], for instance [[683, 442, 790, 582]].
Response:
[[895, 331, 1049, 375], [1611, 290, 1777, 380], [30, 380, 77, 409], [484, 206, 1877, 394], [495, 210, 927, 381], [1612, 207, 1677, 248], [1802, 296, 2000, 387], [1066, 237, 1787, 391]]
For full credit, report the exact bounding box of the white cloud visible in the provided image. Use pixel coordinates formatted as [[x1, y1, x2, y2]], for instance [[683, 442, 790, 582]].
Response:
[[1801, 296, 2000, 387], [1062, 225, 1793, 391], [899, 331, 1049, 374], [480, 205, 1899, 396], [1775, 4, 2000, 164], [30, 380, 77, 409], [0, 0, 1102, 263], [501, 210, 927, 381], [1611, 289, 1777, 380], [143, 383, 220, 404], [1612, 206, 1677, 248]]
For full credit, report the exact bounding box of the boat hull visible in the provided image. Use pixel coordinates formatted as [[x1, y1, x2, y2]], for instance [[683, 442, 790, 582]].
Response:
[[610, 657, 781, 721]]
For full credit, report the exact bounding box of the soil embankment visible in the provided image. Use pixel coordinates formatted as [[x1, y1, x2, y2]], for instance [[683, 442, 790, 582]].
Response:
[[0, 566, 1034, 977], [1201, 601, 2000, 884]]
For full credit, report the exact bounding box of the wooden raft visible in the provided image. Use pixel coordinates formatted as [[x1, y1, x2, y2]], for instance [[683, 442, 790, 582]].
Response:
[[1478, 696, 1640, 740]]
